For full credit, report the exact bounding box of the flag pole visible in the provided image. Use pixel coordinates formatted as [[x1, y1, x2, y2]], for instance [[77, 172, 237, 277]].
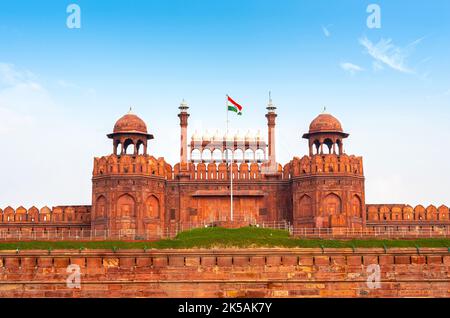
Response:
[[226, 94, 234, 222]]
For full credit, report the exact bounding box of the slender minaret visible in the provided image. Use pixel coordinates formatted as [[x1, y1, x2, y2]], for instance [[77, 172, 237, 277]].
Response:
[[178, 99, 190, 165], [265, 93, 277, 169]]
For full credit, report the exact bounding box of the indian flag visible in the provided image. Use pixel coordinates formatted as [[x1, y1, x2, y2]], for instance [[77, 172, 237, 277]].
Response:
[[227, 95, 243, 115]]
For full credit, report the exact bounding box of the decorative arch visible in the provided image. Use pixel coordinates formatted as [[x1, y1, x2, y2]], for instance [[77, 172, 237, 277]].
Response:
[[95, 195, 107, 219], [351, 195, 362, 217], [322, 138, 333, 154], [28, 206, 39, 222], [255, 149, 265, 162], [322, 193, 341, 216], [145, 195, 160, 218], [123, 138, 135, 155], [233, 149, 244, 162], [379, 205, 391, 221], [212, 149, 222, 162], [244, 149, 254, 162], [297, 195, 313, 218], [202, 149, 212, 162], [191, 149, 201, 162], [136, 140, 145, 155], [367, 205, 379, 221], [117, 194, 136, 217]]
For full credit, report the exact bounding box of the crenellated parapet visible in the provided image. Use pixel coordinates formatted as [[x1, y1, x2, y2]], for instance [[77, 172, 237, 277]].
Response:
[[93, 154, 173, 180], [366, 204, 449, 222], [173, 161, 284, 181], [0, 205, 91, 224], [285, 154, 364, 178]]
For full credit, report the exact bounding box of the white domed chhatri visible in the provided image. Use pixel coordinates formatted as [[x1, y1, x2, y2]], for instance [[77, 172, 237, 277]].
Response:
[[202, 129, 211, 141], [245, 130, 255, 142], [234, 130, 244, 141], [191, 130, 201, 141], [213, 129, 221, 141]]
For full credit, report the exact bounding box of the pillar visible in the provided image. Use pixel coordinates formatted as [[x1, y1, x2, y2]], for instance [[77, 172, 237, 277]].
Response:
[[265, 97, 277, 169], [178, 100, 190, 165]]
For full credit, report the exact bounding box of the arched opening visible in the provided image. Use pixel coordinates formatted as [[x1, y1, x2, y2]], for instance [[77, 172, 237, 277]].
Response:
[[336, 139, 342, 155], [117, 194, 135, 217], [322, 193, 342, 216], [224, 149, 233, 163], [95, 195, 107, 219], [297, 195, 313, 218], [313, 140, 320, 155], [351, 195, 362, 217], [233, 149, 244, 162], [191, 149, 201, 162], [212, 149, 222, 162], [255, 149, 265, 162], [136, 140, 145, 155], [114, 140, 121, 155], [244, 149, 254, 162], [123, 139, 135, 155], [202, 149, 212, 162], [323, 138, 333, 154], [145, 195, 159, 218]]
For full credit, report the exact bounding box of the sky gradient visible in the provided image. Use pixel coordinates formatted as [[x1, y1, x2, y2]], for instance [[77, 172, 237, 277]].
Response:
[[0, 0, 449, 208]]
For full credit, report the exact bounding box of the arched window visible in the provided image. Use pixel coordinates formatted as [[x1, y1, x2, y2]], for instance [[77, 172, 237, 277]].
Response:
[[224, 149, 233, 163], [137, 140, 145, 155], [117, 194, 135, 217], [233, 149, 244, 162], [212, 149, 222, 162], [323, 138, 333, 154], [313, 140, 320, 155], [145, 195, 159, 218], [322, 193, 342, 215], [124, 139, 135, 155], [351, 195, 362, 217], [244, 149, 254, 162], [191, 149, 201, 162], [202, 149, 212, 162], [297, 195, 313, 218], [95, 195, 107, 219], [255, 149, 265, 162]]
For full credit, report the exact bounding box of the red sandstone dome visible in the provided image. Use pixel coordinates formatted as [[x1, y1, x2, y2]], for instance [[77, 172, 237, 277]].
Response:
[[308, 113, 343, 133], [113, 113, 148, 134]]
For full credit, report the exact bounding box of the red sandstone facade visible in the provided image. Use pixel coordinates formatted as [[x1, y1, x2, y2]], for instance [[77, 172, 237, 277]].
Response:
[[1, 248, 449, 297], [0, 100, 449, 237]]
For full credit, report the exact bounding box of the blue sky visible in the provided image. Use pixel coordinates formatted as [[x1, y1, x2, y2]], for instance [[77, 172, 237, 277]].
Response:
[[0, 0, 449, 207]]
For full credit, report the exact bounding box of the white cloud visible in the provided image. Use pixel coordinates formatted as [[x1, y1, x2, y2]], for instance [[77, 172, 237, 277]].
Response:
[[57, 79, 78, 88], [359, 36, 416, 74], [340, 62, 364, 75], [0, 63, 39, 87], [0, 62, 99, 208], [372, 61, 384, 72]]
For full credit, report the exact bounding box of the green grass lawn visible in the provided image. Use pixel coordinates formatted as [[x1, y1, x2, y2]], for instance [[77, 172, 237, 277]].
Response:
[[0, 227, 449, 250]]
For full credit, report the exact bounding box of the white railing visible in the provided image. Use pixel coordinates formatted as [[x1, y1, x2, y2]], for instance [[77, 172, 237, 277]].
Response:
[[0, 222, 449, 241], [289, 226, 450, 238]]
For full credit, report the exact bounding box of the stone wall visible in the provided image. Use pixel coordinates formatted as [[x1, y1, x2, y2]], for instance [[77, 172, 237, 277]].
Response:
[[0, 206, 91, 233], [0, 248, 448, 297]]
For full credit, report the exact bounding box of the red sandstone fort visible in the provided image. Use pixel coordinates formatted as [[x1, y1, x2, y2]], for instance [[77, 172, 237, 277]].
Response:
[[0, 99, 448, 238]]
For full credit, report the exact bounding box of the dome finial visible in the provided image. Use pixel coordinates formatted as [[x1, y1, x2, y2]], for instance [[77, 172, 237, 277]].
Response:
[[322, 106, 327, 113], [128, 106, 133, 114]]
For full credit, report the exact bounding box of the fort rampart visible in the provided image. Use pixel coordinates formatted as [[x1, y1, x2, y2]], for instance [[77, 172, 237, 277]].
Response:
[[0, 248, 448, 297]]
